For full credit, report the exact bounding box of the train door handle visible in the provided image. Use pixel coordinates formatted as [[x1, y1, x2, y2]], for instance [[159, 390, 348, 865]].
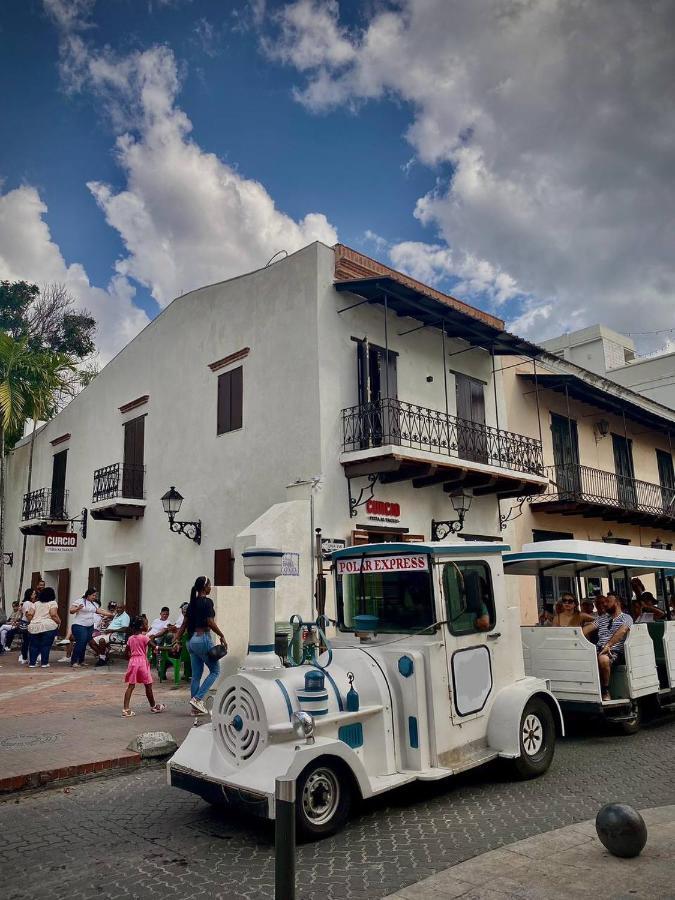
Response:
[[487, 632, 501, 640]]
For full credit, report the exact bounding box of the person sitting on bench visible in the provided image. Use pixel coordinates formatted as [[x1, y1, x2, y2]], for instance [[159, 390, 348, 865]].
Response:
[[583, 591, 632, 701]]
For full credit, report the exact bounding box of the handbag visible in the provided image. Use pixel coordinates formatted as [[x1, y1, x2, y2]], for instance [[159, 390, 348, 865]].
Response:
[[208, 643, 227, 661]]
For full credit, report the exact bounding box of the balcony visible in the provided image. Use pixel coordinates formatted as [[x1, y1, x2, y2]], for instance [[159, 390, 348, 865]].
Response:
[[20, 488, 69, 535], [90, 463, 146, 521], [341, 398, 547, 498], [531, 464, 675, 531]]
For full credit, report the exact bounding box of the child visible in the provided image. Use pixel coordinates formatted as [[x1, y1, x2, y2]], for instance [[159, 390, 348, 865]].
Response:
[[122, 616, 166, 717]]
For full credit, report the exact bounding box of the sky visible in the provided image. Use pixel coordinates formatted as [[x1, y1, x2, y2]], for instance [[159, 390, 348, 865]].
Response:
[[1, 0, 674, 363]]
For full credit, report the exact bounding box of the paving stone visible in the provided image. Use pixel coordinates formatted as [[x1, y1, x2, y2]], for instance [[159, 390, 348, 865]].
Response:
[[1, 718, 674, 898]]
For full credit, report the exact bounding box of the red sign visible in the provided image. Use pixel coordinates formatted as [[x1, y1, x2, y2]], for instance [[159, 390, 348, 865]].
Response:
[[45, 532, 77, 552], [366, 499, 401, 519], [336, 554, 428, 575]]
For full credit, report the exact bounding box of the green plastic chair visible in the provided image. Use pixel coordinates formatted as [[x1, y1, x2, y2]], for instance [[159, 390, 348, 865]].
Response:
[[158, 635, 191, 684]]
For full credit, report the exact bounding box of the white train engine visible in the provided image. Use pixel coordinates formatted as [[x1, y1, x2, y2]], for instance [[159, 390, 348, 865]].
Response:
[[168, 542, 562, 838]]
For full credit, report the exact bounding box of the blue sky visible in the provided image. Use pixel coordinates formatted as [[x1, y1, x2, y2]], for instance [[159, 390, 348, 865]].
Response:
[[1, 1, 673, 359]]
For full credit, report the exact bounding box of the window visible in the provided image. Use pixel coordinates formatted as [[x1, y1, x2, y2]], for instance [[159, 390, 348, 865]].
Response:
[[443, 560, 495, 635], [217, 366, 243, 435], [214, 548, 234, 586], [50, 449, 67, 518], [337, 568, 435, 634]]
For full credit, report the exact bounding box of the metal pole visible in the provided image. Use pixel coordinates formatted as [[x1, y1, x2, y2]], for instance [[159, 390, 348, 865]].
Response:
[[442, 323, 451, 451], [533, 358, 544, 446], [275, 777, 296, 900], [384, 294, 390, 400]]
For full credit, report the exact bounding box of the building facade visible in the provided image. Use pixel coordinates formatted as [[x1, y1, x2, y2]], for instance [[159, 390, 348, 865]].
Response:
[[542, 325, 675, 411], [4, 242, 549, 657], [502, 352, 675, 622]]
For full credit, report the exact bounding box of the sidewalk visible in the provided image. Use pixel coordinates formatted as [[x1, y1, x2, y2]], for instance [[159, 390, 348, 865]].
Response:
[[385, 805, 675, 899], [0, 648, 195, 793]]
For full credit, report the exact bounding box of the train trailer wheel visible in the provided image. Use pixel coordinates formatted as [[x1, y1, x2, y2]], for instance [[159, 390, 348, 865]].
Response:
[[295, 760, 352, 840], [511, 698, 556, 779]]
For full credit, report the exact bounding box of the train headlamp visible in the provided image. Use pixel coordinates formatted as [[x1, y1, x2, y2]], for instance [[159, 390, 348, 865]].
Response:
[[291, 710, 315, 744]]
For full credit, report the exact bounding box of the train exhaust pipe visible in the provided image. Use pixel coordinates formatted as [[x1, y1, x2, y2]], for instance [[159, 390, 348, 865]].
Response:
[[242, 547, 284, 670]]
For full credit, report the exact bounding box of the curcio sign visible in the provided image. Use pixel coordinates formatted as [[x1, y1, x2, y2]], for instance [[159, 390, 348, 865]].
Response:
[[365, 498, 401, 523], [336, 554, 428, 575], [45, 532, 77, 553]]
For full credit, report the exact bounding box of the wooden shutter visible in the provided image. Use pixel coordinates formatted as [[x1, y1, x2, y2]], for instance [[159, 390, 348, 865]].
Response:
[[455, 373, 472, 421], [214, 548, 234, 586], [123, 416, 145, 499], [357, 340, 369, 407], [351, 529, 369, 545], [88, 566, 102, 593], [217, 367, 243, 435], [50, 450, 68, 518], [31, 571, 42, 590], [57, 568, 70, 636], [125, 562, 141, 618], [469, 379, 485, 425]]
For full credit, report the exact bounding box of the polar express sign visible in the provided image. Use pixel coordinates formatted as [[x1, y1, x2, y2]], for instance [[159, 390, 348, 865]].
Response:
[[336, 554, 428, 575]]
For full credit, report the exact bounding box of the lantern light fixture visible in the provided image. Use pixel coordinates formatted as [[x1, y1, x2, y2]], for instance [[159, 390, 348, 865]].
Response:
[[431, 490, 473, 541], [161, 486, 201, 544]]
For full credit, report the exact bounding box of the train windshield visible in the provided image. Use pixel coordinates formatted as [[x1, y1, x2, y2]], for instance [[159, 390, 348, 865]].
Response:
[[336, 554, 435, 634]]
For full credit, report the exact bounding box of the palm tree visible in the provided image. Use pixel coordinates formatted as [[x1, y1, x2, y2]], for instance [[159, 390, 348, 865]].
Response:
[[0, 335, 74, 612]]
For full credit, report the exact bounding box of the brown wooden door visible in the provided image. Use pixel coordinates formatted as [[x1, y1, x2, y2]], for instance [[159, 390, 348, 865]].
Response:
[[31, 571, 42, 590], [57, 569, 70, 636], [125, 562, 141, 619], [123, 416, 145, 499]]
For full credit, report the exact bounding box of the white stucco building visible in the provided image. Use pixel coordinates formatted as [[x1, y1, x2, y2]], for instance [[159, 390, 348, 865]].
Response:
[[3, 242, 550, 658], [542, 324, 675, 411]]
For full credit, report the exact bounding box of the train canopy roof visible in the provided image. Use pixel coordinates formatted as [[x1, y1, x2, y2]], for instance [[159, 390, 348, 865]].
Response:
[[332, 540, 511, 560], [503, 540, 675, 577]]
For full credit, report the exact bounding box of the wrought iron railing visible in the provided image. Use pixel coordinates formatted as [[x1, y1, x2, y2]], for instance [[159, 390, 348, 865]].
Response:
[[535, 464, 675, 519], [92, 463, 145, 503], [21, 487, 69, 521], [342, 398, 544, 476]]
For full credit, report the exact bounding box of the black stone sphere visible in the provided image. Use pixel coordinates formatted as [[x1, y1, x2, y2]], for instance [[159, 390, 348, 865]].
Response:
[[595, 804, 648, 858]]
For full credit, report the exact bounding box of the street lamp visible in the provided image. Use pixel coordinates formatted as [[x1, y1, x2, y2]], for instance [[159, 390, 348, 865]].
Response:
[[161, 486, 201, 545], [431, 490, 473, 541]]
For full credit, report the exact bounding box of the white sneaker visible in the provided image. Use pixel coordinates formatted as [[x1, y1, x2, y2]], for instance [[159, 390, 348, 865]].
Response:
[[18, 657, 26, 664], [57, 656, 70, 663], [28, 665, 36, 668], [190, 697, 208, 715], [41, 664, 50, 668]]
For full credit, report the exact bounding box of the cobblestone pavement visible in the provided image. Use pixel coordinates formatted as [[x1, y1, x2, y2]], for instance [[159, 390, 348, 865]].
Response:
[[2, 717, 674, 900]]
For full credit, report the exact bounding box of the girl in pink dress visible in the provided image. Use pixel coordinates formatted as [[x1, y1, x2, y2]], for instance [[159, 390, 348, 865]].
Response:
[[122, 617, 166, 717]]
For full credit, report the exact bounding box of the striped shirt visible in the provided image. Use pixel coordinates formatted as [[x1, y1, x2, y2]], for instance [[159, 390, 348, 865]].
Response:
[[597, 612, 633, 655]]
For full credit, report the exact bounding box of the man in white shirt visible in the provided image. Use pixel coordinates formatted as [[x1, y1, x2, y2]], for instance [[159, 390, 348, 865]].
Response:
[[148, 607, 173, 639]]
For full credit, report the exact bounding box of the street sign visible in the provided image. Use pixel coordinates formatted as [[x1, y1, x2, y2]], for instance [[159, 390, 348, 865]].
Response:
[[281, 552, 300, 576], [45, 532, 77, 552], [321, 538, 346, 559]]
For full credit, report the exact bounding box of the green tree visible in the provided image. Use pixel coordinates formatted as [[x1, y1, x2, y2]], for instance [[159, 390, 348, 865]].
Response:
[[0, 282, 96, 611]]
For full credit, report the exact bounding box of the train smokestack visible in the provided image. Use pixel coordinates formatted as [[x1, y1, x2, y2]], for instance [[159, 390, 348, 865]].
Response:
[[242, 547, 284, 670]]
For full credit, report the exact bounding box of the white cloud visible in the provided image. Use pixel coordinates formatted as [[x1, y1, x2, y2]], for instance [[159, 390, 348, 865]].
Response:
[[264, 0, 356, 72], [48, 16, 337, 309], [0, 185, 149, 362], [266, 0, 675, 349]]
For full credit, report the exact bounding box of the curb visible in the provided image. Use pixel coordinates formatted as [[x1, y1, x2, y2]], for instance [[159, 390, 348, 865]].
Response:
[[0, 752, 142, 795]]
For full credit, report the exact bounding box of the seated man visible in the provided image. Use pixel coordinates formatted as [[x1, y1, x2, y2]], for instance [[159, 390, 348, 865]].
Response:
[[0, 601, 22, 651], [92, 603, 131, 663], [87, 601, 117, 666], [148, 607, 173, 641], [583, 591, 632, 701]]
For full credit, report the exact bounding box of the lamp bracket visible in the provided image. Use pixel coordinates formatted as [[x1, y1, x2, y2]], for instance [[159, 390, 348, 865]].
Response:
[[2, 552, 13, 566], [431, 514, 466, 541], [499, 496, 531, 531], [69, 508, 88, 540], [168, 515, 201, 545], [348, 473, 380, 519]]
